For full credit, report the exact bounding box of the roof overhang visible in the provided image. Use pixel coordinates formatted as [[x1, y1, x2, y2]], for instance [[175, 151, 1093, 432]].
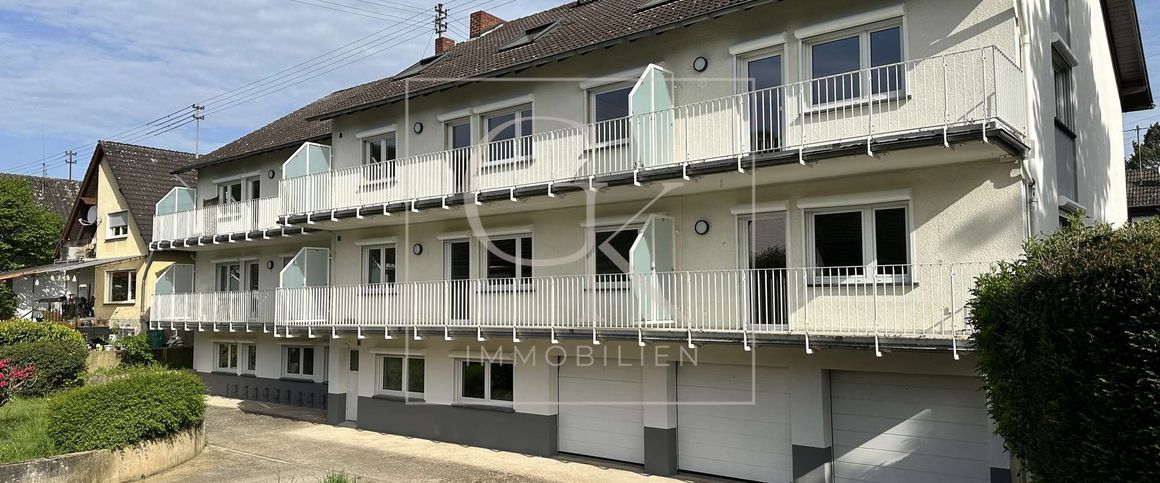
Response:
[[1101, 0, 1153, 112], [0, 255, 143, 281], [309, 0, 777, 121], [171, 132, 332, 175]]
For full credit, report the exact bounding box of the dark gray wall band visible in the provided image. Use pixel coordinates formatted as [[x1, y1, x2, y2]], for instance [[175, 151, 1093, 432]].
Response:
[[200, 372, 329, 409], [643, 427, 677, 475], [991, 467, 1012, 483], [357, 396, 557, 457], [327, 393, 346, 425], [792, 444, 832, 483]]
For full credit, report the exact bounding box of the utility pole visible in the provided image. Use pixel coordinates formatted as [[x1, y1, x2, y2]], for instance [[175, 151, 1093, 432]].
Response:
[[434, 3, 448, 37], [65, 150, 77, 184], [192, 104, 206, 159]]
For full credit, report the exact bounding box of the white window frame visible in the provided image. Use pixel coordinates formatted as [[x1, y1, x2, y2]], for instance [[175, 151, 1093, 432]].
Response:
[[455, 359, 513, 408], [803, 19, 905, 107], [480, 233, 533, 287], [214, 342, 239, 372], [105, 269, 137, 304], [282, 345, 315, 379], [480, 105, 534, 165], [445, 118, 472, 150], [216, 176, 260, 204], [240, 342, 257, 375], [589, 223, 642, 288], [586, 82, 634, 147], [361, 131, 398, 185], [737, 46, 786, 94], [107, 211, 129, 239], [805, 202, 912, 284], [361, 244, 397, 285], [376, 355, 425, 399]]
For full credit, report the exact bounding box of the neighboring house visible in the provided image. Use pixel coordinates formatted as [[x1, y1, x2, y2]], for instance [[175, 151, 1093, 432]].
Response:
[[147, 1, 1150, 482], [0, 174, 79, 320], [0, 173, 79, 221], [1127, 166, 1160, 220], [1, 141, 195, 333]]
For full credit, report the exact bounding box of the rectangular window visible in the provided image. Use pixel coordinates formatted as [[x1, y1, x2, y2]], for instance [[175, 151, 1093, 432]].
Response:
[[589, 84, 632, 144], [379, 355, 424, 398], [483, 235, 532, 285], [483, 107, 533, 163], [240, 343, 256, 374], [593, 227, 639, 278], [808, 203, 910, 281], [284, 346, 315, 378], [217, 262, 241, 292], [215, 342, 238, 371], [457, 360, 512, 406], [107, 211, 129, 238], [363, 245, 397, 285], [217, 177, 259, 204], [807, 22, 903, 105], [1054, 53, 1078, 201], [106, 270, 136, 303], [349, 350, 359, 371], [363, 133, 398, 181]]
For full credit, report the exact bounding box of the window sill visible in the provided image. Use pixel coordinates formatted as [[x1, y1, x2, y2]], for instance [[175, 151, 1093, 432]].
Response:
[[211, 370, 240, 376], [451, 402, 515, 413], [805, 92, 911, 116], [104, 301, 136, 306], [106, 235, 129, 241], [372, 394, 425, 403]]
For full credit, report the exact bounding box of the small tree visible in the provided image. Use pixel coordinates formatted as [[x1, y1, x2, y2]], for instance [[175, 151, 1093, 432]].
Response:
[[0, 359, 37, 407], [969, 219, 1160, 482], [114, 334, 154, 367]]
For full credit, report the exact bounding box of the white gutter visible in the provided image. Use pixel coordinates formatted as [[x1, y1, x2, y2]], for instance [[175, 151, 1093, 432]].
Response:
[[1016, 0, 1038, 238]]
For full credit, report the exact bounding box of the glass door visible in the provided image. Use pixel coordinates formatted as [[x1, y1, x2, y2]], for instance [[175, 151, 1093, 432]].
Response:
[[445, 241, 471, 322], [447, 121, 471, 194], [743, 53, 784, 152], [740, 212, 788, 327]]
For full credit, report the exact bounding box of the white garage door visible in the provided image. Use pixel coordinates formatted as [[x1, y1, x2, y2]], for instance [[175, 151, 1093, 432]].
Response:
[[558, 362, 644, 464], [831, 372, 991, 483], [677, 364, 792, 482]]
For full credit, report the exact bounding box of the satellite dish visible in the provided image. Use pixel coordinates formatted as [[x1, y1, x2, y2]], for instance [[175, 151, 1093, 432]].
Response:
[[84, 206, 98, 224]]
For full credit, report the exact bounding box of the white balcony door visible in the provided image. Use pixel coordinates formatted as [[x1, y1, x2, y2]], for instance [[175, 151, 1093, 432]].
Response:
[[445, 240, 471, 322], [446, 120, 472, 194], [741, 52, 784, 153], [630, 214, 675, 324], [739, 212, 788, 328]]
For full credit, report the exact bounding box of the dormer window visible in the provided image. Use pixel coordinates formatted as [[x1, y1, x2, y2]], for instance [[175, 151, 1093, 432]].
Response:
[[393, 53, 447, 80], [500, 21, 559, 51]]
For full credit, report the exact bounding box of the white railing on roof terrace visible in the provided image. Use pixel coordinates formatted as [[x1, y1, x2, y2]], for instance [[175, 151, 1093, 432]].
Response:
[[152, 290, 276, 325], [153, 196, 282, 242], [272, 262, 993, 343], [282, 46, 1026, 216]]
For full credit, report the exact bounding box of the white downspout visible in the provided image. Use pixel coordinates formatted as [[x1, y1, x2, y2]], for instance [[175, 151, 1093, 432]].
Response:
[[1016, 0, 1038, 238]]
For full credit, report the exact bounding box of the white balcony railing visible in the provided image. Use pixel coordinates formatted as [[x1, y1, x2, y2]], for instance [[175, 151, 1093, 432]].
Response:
[[282, 46, 1025, 216], [152, 290, 275, 324], [153, 196, 282, 241], [270, 262, 993, 341]]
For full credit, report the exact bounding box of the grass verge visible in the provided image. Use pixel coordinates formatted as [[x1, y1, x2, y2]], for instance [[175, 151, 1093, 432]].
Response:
[[0, 397, 56, 464]]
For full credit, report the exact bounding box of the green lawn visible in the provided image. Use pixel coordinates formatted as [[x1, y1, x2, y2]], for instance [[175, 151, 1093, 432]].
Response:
[[0, 397, 56, 464]]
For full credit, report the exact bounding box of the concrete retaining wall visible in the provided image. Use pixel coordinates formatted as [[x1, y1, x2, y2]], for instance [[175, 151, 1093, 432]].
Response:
[[0, 425, 205, 483]]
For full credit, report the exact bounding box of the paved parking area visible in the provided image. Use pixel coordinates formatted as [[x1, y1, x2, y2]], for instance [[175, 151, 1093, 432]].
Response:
[[146, 397, 680, 483]]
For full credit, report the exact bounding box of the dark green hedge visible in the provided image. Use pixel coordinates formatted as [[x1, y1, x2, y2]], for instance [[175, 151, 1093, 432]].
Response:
[[969, 219, 1160, 482], [0, 319, 86, 347], [47, 368, 206, 453], [0, 338, 87, 396]]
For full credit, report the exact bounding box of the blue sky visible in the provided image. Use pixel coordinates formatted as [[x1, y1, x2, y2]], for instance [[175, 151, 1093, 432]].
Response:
[[1, 1, 1157, 179], [0, 0, 555, 179]]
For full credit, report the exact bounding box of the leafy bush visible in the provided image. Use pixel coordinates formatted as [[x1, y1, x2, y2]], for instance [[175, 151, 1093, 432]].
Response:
[[0, 285, 16, 321], [969, 219, 1160, 482], [114, 334, 154, 367], [0, 339, 87, 396], [47, 368, 206, 453], [0, 319, 86, 347]]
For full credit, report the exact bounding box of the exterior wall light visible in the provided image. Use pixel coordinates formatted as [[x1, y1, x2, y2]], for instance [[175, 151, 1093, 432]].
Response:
[[692, 56, 709, 73], [413, 122, 424, 134], [413, 243, 423, 255], [694, 219, 710, 235]]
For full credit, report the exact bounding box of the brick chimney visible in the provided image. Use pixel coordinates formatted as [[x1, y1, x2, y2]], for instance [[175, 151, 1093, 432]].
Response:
[[435, 36, 455, 54], [470, 10, 504, 38]]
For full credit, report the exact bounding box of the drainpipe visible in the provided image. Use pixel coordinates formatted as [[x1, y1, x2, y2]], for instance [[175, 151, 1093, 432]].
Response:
[[138, 249, 155, 335], [1016, 0, 1038, 238]]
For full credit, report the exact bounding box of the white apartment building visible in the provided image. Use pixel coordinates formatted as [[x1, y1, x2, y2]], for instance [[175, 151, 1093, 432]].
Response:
[[147, 1, 1150, 481]]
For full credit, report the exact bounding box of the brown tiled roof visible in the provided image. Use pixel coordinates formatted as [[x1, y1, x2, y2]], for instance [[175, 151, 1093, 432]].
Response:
[[0, 174, 79, 221], [1127, 167, 1160, 208], [192, 0, 768, 167], [308, 0, 770, 121], [176, 100, 334, 172], [98, 141, 197, 242]]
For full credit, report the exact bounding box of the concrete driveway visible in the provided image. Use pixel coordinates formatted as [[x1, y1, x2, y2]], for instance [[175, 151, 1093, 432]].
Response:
[[146, 397, 682, 483]]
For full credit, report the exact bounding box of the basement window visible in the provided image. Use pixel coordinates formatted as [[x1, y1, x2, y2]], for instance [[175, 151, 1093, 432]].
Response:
[[457, 360, 513, 407], [500, 21, 560, 51]]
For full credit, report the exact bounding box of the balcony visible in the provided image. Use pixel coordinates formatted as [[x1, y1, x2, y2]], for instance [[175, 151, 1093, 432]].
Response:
[[152, 290, 275, 327], [281, 46, 1026, 218], [257, 262, 992, 345], [153, 196, 282, 243]]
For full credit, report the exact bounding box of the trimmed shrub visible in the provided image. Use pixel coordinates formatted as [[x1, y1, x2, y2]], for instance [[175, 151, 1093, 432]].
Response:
[[0, 338, 87, 396], [0, 319, 86, 347], [969, 219, 1160, 482], [47, 368, 206, 453], [114, 334, 154, 367]]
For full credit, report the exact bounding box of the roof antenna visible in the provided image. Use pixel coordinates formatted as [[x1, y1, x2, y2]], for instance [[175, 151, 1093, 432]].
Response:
[[192, 104, 205, 158]]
